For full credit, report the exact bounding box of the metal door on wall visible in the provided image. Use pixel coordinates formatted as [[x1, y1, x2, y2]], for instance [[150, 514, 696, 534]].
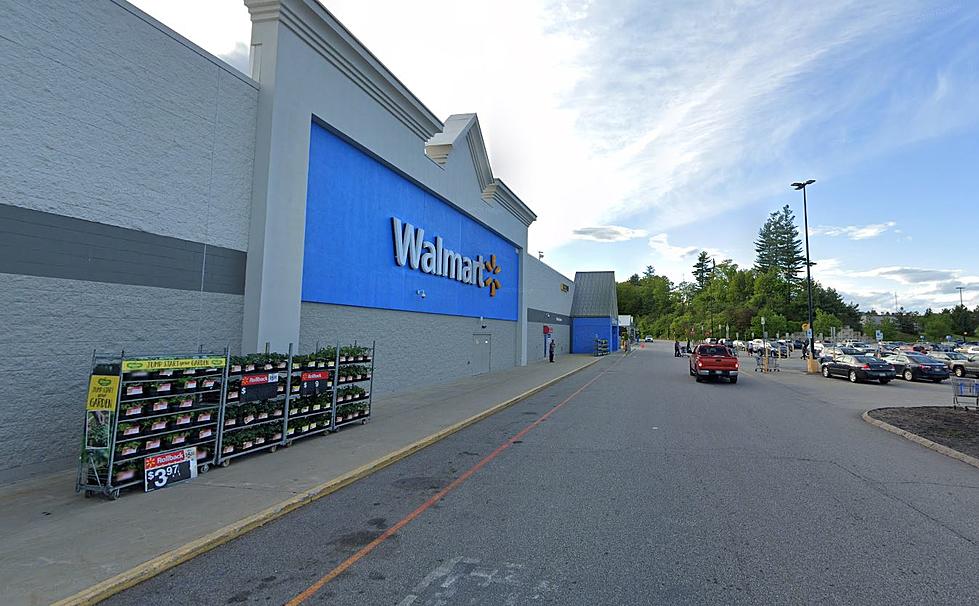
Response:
[[472, 334, 491, 375]]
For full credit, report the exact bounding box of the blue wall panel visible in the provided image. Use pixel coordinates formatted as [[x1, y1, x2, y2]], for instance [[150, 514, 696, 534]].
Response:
[[572, 317, 613, 354], [302, 122, 519, 321]]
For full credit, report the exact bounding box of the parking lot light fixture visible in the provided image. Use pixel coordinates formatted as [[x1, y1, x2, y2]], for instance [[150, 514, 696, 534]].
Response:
[[792, 179, 819, 373]]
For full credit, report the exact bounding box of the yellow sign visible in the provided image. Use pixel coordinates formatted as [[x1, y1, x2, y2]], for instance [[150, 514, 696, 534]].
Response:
[[122, 357, 226, 372], [802, 323, 810, 331], [86, 375, 120, 411]]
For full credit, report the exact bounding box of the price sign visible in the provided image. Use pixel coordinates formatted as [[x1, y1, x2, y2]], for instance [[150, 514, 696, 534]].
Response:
[[300, 371, 330, 397], [240, 373, 280, 402], [144, 448, 197, 492]]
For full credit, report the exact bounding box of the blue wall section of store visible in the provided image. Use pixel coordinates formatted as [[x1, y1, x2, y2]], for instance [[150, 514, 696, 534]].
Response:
[[302, 122, 519, 321], [572, 318, 613, 354]]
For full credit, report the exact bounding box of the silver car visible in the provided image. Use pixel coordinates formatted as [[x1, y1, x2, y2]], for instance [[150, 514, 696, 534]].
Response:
[[928, 351, 979, 378]]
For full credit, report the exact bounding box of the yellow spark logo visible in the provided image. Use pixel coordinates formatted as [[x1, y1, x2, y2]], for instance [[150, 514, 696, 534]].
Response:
[[483, 255, 502, 297]]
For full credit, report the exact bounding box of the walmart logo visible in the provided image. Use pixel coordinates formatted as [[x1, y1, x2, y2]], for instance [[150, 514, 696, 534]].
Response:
[[392, 217, 502, 298]]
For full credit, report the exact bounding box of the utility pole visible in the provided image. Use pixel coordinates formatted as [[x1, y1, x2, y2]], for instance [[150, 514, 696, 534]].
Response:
[[957, 286, 965, 307]]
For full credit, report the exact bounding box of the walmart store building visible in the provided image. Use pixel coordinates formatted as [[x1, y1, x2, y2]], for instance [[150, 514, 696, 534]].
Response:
[[0, 0, 617, 483]]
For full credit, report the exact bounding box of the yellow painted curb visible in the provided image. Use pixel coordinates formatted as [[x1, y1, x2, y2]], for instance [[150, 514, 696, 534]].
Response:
[[862, 410, 979, 471], [52, 357, 603, 606]]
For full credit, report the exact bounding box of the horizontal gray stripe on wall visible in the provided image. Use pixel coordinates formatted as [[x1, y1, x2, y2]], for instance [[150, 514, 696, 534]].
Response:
[[0, 203, 246, 294], [527, 308, 570, 324]]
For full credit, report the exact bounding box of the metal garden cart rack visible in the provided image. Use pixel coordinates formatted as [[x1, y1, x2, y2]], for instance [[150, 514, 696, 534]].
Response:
[[332, 341, 375, 430], [76, 350, 228, 499]]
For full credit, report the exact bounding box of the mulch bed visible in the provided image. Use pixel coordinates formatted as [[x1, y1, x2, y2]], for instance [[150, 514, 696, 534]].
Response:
[[868, 406, 979, 460]]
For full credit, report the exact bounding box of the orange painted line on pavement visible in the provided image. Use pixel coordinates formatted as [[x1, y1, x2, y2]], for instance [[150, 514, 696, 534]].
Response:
[[285, 359, 617, 605]]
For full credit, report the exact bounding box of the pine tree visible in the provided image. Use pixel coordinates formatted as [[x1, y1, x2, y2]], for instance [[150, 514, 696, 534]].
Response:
[[754, 205, 804, 284], [692, 251, 713, 289]]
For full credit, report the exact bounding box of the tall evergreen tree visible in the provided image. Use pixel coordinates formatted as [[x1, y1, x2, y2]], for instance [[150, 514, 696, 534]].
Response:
[[692, 251, 713, 289], [754, 205, 805, 283]]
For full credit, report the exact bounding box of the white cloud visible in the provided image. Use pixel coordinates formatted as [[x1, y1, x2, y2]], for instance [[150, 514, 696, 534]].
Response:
[[571, 225, 647, 242], [811, 221, 897, 240], [647, 233, 698, 261], [128, 0, 251, 72]]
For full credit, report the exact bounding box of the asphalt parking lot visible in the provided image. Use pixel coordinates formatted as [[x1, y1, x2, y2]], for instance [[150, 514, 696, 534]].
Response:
[[107, 341, 979, 605], [719, 349, 961, 413]]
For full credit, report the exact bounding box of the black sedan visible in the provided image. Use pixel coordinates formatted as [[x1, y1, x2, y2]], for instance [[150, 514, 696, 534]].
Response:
[[883, 353, 950, 382], [821, 355, 896, 384]]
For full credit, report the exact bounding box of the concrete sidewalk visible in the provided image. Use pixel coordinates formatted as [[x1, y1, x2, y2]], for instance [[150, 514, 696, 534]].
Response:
[[0, 354, 602, 606]]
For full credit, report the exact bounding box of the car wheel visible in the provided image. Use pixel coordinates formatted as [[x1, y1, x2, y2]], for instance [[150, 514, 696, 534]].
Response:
[[730, 377, 738, 384], [954, 366, 965, 377], [821, 366, 830, 378], [880, 379, 890, 385], [903, 369, 914, 381], [849, 370, 858, 383], [694, 376, 702, 382]]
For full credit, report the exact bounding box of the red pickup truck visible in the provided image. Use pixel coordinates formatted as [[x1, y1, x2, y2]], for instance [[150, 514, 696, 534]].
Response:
[[689, 344, 739, 383]]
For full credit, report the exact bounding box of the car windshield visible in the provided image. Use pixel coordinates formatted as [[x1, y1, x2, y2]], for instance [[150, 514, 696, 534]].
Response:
[[699, 346, 731, 356]]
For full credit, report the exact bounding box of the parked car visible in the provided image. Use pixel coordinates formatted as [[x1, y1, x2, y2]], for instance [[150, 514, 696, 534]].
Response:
[[749, 338, 765, 353], [689, 344, 739, 383], [883, 353, 950, 382], [792, 339, 804, 349], [821, 355, 895, 384], [765, 341, 789, 357], [643, 336, 653, 342], [732, 340, 746, 350], [956, 345, 979, 355], [818, 346, 861, 363], [928, 351, 979, 378]]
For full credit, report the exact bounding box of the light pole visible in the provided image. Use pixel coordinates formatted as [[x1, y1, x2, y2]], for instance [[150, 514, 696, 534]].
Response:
[[792, 179, 818, 373], [957, 286, 965, 307]]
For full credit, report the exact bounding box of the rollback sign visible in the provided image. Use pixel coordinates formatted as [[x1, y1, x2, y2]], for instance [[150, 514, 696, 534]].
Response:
[[392, 217, 503, 297]]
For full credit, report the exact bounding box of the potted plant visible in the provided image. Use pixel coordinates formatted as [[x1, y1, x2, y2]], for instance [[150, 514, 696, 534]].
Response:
[[196, 447, 210, 460], [197, 427, 213, 440], [196, 409, 213, 423], [149, 417, 168, 432], [177, 396, 195, 409], [118, 442, 139, 457], [174, 412, 193, 426], [144, 437, 162, 451], [125, 383, 145, 397], [224, 415, 237, 428], [123, 402, 144, 417], [273, 407, 283, 417], [201, 377, 218, 391], [241, 405, 256, 425], [113, 462, 138, 483], [169, 432, 189, 446], [118, 422, 141, 437]]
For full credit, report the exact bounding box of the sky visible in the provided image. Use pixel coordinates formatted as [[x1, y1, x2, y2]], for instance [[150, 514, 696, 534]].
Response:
[[131, 0, 979, 314]]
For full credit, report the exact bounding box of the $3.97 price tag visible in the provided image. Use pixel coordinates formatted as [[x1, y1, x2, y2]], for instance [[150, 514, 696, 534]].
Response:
[[144, 448, 197, 492]]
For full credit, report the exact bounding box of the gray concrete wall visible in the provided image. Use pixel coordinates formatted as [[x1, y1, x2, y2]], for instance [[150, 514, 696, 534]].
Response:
[[527, 323, 572, 363], [0, 275, 244, 483], [523, 255, 574, 362], [0, 0, 257, 483], [1, 0, 258, 251], [524, 255, 574, 315], [300, 303, 517, 395]]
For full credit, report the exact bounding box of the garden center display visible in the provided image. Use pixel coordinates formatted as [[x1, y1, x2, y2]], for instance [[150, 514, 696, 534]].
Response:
[[76, 342, 375, 499]]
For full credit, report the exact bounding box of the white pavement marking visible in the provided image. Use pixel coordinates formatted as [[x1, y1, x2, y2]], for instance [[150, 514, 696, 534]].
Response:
[[398, 557, 555, 605]]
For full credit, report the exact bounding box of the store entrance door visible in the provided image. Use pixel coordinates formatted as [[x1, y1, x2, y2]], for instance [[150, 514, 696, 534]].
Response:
[[472, 334, 491, 375]]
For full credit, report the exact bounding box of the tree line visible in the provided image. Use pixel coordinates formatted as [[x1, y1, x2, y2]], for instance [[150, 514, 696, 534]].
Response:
[[618, 205, 900, 341]]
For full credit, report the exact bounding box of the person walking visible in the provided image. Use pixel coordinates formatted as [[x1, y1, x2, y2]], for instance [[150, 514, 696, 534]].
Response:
[[674, 339, 681, 357], [549, 338, 556, 363]]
